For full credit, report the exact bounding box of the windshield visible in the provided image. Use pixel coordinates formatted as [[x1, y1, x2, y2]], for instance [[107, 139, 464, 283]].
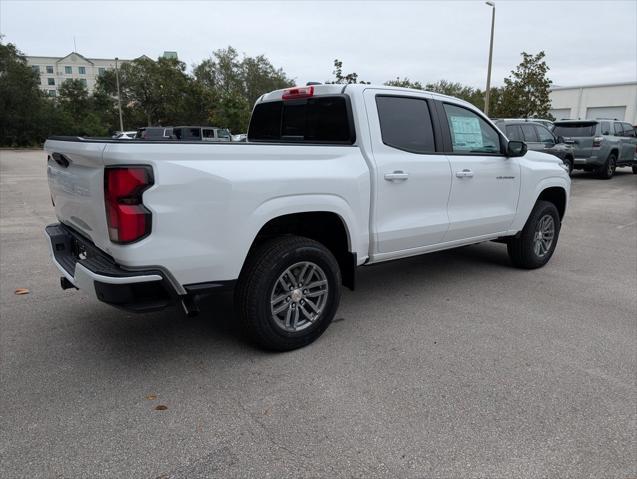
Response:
[[553, 123, 597, 137]]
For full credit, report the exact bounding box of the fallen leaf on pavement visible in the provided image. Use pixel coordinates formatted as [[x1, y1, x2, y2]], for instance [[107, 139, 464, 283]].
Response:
[[14, 288, 30, 295], [146, 394, 157, 400], [155, 405, 168, 411]]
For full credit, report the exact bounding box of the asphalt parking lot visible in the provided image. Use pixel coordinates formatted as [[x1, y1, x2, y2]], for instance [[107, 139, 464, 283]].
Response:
[[1, 149, 635, 478]]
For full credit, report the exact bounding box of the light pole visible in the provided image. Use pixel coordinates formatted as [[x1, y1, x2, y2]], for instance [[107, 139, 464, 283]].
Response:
[[484, 1, 495, 116], [115, 57, 124, 132]]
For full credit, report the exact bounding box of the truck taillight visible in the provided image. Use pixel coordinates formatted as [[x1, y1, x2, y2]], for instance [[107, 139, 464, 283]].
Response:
[[104, 166, 153, 244], [282, 86, 314, 100], [592, 136, 603, 148]]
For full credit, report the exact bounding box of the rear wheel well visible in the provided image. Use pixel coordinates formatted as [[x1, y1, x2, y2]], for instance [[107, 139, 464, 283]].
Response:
[[248, 212, 356, 290], [537, 187, 566, 220]]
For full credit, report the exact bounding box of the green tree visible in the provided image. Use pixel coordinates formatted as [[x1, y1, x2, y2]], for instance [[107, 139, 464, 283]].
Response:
[[57, 79, 108, 136], [327, 59, 369, 84], [0, 40, 54, 145], [494, 51, 553, 118], [384, 77, 424, 89], [193, 46, 293, 131]]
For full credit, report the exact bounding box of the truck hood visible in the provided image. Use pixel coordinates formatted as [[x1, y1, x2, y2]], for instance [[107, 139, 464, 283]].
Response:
[[523, 149, 564, 165]]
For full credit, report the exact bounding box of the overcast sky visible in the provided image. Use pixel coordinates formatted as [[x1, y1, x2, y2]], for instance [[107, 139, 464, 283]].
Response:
[[1, 0, 636, 88]]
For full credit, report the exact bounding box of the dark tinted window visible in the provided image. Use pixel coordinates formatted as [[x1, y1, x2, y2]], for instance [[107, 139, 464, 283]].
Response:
[[202, 129, 215, 138], [248, 96, 352, 143], [443, 103, 500, 153], [376, 96, 435, 153], [613, 123, 623, 136], [623, 123, 636, 137], [552, 123, 597, 137], [536, 125, 555, 142], [601, 121, 611, 135], [505, 125, 524, 141], [520, 124, 538, 142]]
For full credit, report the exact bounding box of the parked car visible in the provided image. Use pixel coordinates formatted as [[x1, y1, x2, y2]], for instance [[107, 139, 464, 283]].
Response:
[[494, 119, 576, 175], [135, 127, 174, 140], [552, 119, 637, 178], [44, 84, 570, 350], [173, 126, 232, 142], [112, 131, 137, 140], [493, 118, 554, 129]]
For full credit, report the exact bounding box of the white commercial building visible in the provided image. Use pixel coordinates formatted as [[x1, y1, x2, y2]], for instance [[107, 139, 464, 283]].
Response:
[[26, 52, 132, 97], [549, 81, 637, 124]]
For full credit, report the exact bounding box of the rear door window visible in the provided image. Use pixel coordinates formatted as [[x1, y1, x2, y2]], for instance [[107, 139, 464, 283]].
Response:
[[552, 123, 597, 137], [613, 123, 623, 136], [520, 124, 538, 142], [536, 125, 555, 142], [202, 129, 215, 139], [376, 96, 435, 153], [248, 96, 353, 144], [600, 121, 611, 135], [505, 125, 523, 141]]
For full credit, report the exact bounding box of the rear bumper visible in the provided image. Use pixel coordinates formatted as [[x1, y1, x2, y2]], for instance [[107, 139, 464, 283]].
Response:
[[573, 154, 604, 167], [45, 223, 177, 312]]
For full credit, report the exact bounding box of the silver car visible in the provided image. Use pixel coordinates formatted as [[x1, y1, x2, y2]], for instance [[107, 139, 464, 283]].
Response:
[[552, 119, 637, 178]]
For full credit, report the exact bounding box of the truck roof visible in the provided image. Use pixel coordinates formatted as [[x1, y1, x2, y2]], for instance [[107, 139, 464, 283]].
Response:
[[257, 83, 476, 110]]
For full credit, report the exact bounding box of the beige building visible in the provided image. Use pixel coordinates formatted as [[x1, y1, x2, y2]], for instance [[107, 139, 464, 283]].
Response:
[[549, 81, 637, 124], [26, 52, 132, 97]]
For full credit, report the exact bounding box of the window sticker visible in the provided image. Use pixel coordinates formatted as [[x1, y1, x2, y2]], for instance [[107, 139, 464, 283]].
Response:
[[450, 116, 483, 150]]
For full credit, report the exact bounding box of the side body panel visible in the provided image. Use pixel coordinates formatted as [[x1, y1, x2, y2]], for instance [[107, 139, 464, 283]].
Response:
[[45, 141, 371, 285]]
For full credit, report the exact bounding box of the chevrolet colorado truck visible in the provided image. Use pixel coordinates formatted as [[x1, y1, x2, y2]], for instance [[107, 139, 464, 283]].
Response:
[[45, 84, 570, 350]]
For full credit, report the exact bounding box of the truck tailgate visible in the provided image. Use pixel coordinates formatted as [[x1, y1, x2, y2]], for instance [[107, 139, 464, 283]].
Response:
[[45, 139, 110, 249]]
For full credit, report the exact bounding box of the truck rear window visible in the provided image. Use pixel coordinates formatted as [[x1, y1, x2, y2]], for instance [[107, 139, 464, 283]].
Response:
[[553, 123, 597, 137], [248, 96, 354, 144]]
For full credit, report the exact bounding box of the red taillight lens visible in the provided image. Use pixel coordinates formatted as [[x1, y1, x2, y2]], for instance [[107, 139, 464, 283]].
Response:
[[592, 136, 603, 148], [282, 86, 314, 100], [104, 166, 153, 244]]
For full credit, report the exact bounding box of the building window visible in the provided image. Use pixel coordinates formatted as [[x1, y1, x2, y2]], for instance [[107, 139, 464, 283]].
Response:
[[78, 66, 86, 74], [64, 66, 72, 74], [46, 65, 54, 74], [47, 77, 55, 86], [48, 90, 56, 97], [31, 65, 40, 74], [80, 78, 87, 87], [98, 67, 106, 76]]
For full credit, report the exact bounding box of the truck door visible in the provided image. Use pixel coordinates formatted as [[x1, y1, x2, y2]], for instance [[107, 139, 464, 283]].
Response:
[[363, 90, 452, 254], [437, 101, 521, 241]]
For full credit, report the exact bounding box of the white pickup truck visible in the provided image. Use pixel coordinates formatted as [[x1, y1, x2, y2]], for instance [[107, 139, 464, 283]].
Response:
[[45, 84, 570, 350]]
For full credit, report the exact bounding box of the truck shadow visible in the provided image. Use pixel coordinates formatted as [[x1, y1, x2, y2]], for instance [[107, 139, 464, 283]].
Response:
[[74, 241, 514, 364]]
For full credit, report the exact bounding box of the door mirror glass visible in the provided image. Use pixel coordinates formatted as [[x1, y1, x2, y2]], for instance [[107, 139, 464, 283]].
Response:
[[507, 140, 527, 157]]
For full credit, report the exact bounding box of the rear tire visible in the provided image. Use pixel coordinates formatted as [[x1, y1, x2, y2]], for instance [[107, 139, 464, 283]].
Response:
[[235, 236, 341, 351], [597, 153, 616, 179], [632, 166, 637, 174], [507, 200, 561, 269]]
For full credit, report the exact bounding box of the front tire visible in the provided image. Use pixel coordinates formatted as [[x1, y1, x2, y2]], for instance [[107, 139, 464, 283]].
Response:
[[507, 200, 561, 269], [597, 153, 616, 179], [236, 236, 341, 351], [562, 157, 573, 176], [632, 165, 637, 174]]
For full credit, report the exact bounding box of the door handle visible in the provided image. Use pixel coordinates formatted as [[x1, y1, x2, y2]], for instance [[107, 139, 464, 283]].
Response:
[[384, 171, 409, 181], [455, 169, 474, 178]]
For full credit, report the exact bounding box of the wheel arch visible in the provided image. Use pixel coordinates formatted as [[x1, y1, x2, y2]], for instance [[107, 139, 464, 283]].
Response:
[[241, 199, 362, 290], [537, 186, 567, 220]]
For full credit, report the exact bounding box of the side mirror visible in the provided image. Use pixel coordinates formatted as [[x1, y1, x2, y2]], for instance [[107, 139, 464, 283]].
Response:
[[507, 140, 527, 157]]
